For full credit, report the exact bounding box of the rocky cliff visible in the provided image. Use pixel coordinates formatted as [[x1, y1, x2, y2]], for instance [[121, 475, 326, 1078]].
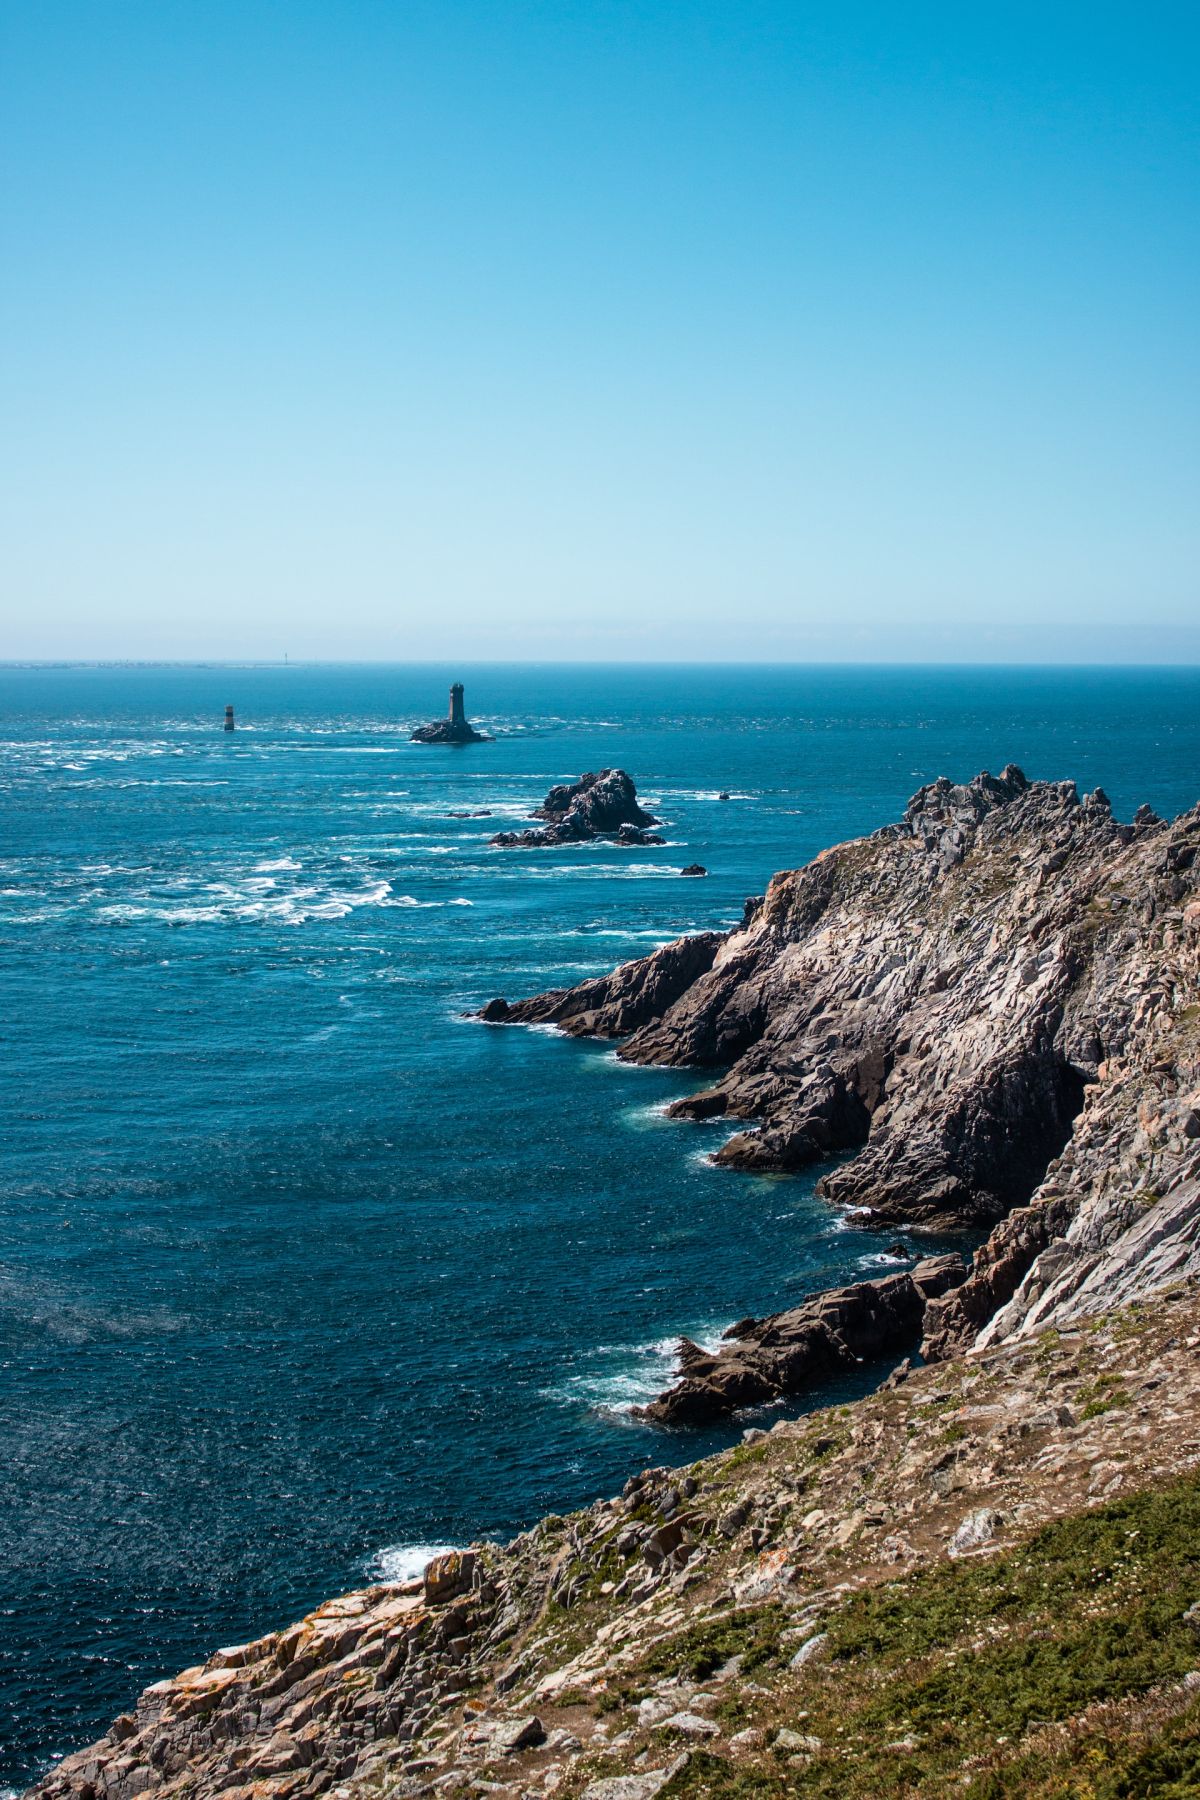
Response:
[[26, 767, 1200, 1800], [28, 1285, 1200, 1799], [483, 767, 1200, 1382]]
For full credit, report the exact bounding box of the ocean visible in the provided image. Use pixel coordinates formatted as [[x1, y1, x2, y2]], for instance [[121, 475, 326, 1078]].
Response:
[[2, 661, 1199, 1787]]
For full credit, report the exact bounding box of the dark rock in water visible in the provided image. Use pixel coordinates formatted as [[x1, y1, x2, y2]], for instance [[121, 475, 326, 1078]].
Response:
[[886, 1241, 913, 1260], [680, 863, 707, 877], [412, 682, 491, 744], [718, 791, 730, 801], [635, 1255, 968, 1425], [476, 931, 721, 1037], [491, 769, 659, 848], [447, 809, 494, 818]]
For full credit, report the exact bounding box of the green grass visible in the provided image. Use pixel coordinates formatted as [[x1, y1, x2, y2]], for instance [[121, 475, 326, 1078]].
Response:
[[648, 1474, 1200, 1799], [636, 1605, 789, 1684], [1075, 1374, 1131, 1421]]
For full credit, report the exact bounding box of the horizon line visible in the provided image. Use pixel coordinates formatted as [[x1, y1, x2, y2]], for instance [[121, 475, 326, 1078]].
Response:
[[4, 657, 1200, 672]]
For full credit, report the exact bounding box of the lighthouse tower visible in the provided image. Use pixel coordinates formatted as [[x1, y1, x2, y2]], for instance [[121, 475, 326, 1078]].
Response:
[[411, 680, 489, 743]]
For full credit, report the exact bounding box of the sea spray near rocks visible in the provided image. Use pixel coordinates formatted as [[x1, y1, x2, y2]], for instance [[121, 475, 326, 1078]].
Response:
[[486, 764, 1200, 1402], [491, 769, 664, 847], [8, 663, 1200, 1786]]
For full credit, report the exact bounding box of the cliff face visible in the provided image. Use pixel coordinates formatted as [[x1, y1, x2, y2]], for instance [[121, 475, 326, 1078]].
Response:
[[485, 767, 1200, 1362], [29, 1286, 1200, 1800], [26, 769, 1200, 1799]]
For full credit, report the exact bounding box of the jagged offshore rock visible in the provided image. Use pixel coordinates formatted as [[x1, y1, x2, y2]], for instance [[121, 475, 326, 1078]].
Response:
[[491, 768, 664, 847]]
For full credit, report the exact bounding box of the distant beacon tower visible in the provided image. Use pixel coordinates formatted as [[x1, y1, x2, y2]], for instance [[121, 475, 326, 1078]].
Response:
[[448, 683, 466, 729], [224, 704, 235, 732]]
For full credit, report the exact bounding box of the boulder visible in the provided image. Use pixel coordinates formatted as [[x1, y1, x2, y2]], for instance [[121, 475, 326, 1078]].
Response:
[[423, 1550, 477, 1605], [492, 770, 658, 847]]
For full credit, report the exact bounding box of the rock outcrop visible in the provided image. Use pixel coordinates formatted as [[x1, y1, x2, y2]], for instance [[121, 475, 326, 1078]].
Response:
[[27, 1285, 1200, 1800], [491, 770, 663, 847], [483, 767, 1200, 1368], [636, 1253, 967, 1425], [411, 683, 490, 744], [479, 931, 722, 1036]]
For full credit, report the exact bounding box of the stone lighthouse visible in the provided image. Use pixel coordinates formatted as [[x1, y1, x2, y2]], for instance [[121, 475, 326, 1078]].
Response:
[[411, 681, 490, 744]]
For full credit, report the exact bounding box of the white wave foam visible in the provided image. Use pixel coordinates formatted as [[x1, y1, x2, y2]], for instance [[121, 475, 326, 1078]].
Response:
[[622, 1101, 675, 1126], [544, 1321, 734, 1415], [93, 873, 404, 928], [369, 1541, 457, 1583], [830, 1205, 875, 1231], [388, 895, 473, 908]]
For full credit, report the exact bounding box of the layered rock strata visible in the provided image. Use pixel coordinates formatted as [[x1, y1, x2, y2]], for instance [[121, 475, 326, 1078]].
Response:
[[482, 767, 1200, 1373], [28, 1284, 1200, 1800], [491, 770, 663, 848], [636, 1253, 967, 1426]]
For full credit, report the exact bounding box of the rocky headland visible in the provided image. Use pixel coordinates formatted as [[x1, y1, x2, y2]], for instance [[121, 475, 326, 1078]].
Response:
[[29, 1287, 1200, 1800], [26, 765, 1200, 1800], [482, 764, 1200, 1418], [491, 771, 664, 848]]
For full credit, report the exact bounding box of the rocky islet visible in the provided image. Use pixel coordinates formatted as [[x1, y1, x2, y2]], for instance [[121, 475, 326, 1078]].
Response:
[[491, 770, 665, 848]]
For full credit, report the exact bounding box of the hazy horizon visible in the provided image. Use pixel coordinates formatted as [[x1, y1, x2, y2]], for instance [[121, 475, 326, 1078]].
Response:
[[2, 2, 1196, 662]]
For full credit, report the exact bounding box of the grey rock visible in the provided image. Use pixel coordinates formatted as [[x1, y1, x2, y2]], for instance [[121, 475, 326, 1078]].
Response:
[[788, 1633, 829, 1669], [948, 1509, 1004, 1556], [491, 770, 657, 849]]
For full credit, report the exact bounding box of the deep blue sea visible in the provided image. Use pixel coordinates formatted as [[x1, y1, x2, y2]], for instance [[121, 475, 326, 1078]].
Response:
[[3, 662, 1199, 1788]]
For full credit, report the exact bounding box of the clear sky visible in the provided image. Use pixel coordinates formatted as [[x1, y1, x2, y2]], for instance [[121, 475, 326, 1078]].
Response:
[[1, 1, 1196, 661]]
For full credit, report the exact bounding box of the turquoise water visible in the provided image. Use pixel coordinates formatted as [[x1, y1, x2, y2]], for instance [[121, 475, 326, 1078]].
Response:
[[2, 662, 1199, 1787]]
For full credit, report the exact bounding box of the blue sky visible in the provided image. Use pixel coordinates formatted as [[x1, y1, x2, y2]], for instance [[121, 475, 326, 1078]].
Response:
[[1, 1, 1196, 660]]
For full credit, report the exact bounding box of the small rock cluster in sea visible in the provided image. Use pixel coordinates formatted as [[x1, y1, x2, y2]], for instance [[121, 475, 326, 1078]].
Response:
[[491, 768, 664, 847]]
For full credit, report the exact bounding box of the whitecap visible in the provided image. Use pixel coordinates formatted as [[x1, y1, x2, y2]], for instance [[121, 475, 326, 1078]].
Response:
[[543, 1321, 735, 1415], [830, 1205, 875, 1231], [622, 1101, 676, 1126], [368, 1541, 457, 1584]]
